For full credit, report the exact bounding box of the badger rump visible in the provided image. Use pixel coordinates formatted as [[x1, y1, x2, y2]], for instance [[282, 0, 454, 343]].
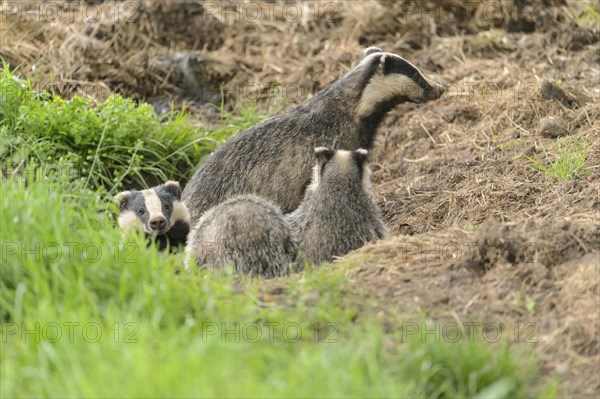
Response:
[[184, 195, 297, 278]]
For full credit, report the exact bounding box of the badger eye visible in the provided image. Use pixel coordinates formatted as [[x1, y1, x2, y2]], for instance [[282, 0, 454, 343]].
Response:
[[164, 204, 171, 211], [138, 208, 145, 215]]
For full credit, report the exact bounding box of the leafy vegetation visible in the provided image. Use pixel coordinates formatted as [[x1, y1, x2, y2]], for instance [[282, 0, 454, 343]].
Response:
[[526, 138, 590, 181], [0, 65, 270, 194], [577, 3, 600, 30]]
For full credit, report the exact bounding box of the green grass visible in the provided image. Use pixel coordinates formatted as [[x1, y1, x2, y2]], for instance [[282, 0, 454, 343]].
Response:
[[398, 328, 538, 398], [0, 65, 271, 194], [1, 68, 550, 398], [577, 2, 600, 30], [0, 175, 549, 398], [526, 138, 590, 181]]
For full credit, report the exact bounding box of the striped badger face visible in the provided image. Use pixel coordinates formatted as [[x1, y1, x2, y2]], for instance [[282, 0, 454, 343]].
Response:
[[115, 181, 189, 236], [354, 47, 445, 118]]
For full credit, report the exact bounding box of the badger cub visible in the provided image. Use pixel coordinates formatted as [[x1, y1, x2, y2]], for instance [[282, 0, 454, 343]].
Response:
[[115, 181, 190, 251], [185, 195, 297, 278], [287, 148, 387, 265]]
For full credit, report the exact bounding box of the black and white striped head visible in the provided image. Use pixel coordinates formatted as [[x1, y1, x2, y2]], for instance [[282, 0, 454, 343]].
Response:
[[352, 47, 445, 119], [310, 147, 371, 194], [115, 181, 190, 236]]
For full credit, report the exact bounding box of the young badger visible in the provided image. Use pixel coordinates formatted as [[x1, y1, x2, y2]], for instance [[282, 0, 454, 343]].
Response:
[[115, 181, 190, 251], [184, 195, 297, 278], [287, 147, 387, 265], [182, 47, 445, 224]]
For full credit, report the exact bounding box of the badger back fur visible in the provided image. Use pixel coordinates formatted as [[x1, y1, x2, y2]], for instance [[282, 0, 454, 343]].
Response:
[[182, 47, 445, 224], [185, 195, 297, 278], [115, 181, 190, 251], [286, 147, 387, 265]]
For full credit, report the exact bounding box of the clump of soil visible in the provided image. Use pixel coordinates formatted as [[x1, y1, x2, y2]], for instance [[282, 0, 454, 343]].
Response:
[[538, 115, 569, 137], [540, 80, 577, 107]]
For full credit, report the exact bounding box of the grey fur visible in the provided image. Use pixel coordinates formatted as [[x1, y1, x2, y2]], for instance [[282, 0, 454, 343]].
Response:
[[185, 195, 297, 278], [287, 148, 387, 265], [182, 48, 445, 224]]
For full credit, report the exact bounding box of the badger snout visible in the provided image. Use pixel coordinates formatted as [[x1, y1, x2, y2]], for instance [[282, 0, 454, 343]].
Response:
[[424, 81, 446, 101], [148, 216, 169, 235]]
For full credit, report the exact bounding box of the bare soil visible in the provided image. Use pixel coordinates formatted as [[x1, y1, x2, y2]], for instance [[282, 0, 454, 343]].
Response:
[[2, 0, 599, 397]]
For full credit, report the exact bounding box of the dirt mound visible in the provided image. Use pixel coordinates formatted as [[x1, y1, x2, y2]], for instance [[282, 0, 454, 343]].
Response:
[[3, 1, 597, 107], [345, 216, 599, 397], [352, 11, 599, 394], [0, 1, 224, 103], [369, 26, 599, 236]]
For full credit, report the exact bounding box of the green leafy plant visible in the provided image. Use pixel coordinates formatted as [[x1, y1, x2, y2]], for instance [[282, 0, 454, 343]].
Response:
[[0, 65, 273, 193], [577, 3, 600, 30], [526, 138, 589, 181]]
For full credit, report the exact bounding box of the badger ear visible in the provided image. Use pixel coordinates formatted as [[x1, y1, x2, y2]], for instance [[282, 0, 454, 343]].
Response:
[[163, 181, 182, 199], [114, 191, 132, 212], [362, 46, 383, 59], [353, 149, 369, 169], [314, 147, 335, 165]]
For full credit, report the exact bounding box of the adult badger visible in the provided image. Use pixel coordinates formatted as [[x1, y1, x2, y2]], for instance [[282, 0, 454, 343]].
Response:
[[182, 47, 445, 223]]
